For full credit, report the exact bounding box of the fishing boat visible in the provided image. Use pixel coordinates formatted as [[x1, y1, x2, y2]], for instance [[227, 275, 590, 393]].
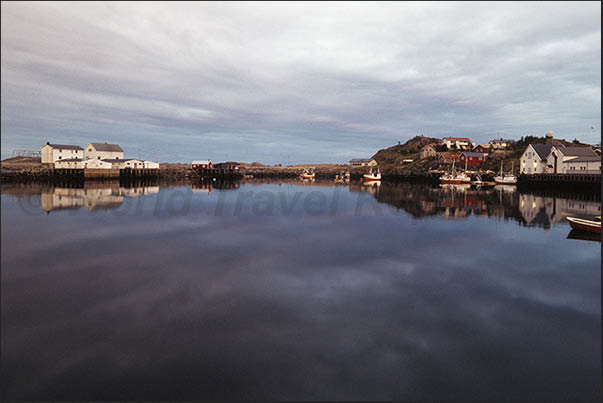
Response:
[[299, 169, 315, 180], [334, 171, 350, 184], [566, 216, 601, 234], [494, 161, 517, 185], [471, 174, 496, 187], [363, 168, 381, 182], [440, 160, 471, 184]]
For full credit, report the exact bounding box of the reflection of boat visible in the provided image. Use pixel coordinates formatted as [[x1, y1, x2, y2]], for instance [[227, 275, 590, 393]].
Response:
[[363, 168, 381, 182], [439, 183, 470, 192], [566, 216, 601, 234], [495, 184, 517, 193], [567, 229, 601, 242], [440, 161, 471, 184], [494, 161, 517, 185], [299, 169, 315, 180], [362, 180, 381, 186]]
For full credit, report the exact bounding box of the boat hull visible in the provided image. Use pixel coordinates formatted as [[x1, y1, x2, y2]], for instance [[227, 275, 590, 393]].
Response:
[[363, 175, 381, 181], [567, 217, 601, 234], [440, 179, 471, 184]]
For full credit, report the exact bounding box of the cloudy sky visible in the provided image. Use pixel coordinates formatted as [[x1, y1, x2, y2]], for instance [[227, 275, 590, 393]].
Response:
[[1, 2, 600, 163]]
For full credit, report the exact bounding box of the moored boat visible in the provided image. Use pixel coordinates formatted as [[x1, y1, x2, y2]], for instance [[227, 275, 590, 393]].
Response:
[[363, 168, 381, 182], [440, 161, 470, 184], [299, 169, 315, 180], [494, 161, 517, 185], [566, 216, 601, 234]]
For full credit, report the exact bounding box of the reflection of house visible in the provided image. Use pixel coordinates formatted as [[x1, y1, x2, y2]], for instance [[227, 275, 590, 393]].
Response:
[[459, 152, 486, 167], [85, 142, 124, 160], [349, 158, 377, 167], [41, 143, 84, 164], [519, 194, 601, 229]]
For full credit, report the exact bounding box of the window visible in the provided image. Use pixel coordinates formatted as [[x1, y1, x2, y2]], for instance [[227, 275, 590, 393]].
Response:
[[58, 156, 61, 159], [97, 156, 100, 159]]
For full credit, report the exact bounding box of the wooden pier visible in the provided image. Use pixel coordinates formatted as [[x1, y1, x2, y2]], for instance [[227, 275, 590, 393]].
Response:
[[51, 168, 159, 180], [192, 167, 242, 179], [519, 173, 600, 185]]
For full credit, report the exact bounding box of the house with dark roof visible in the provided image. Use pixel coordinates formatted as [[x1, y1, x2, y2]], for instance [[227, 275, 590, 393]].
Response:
[[41, 142, 84, 164], [442, 137, 472, 150], [85, 142, 124, 160], [547, 146, 601, 174], [520, 144, 554, 174]]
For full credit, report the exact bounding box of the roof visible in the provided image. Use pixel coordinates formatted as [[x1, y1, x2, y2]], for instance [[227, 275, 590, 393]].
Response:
[[461, 152, 487, 158], [89, 142, 123, 152], [556, 146, 598, 157], [530, 144, 554, 161], [102, 158, 141, 163], [565, 155, 601, 163], [45, 143, 83, 150], [192, 160, 212, 164], [474, 144, 491, 149], [350, 158, 373, 162], [443, 137, 471, 141]]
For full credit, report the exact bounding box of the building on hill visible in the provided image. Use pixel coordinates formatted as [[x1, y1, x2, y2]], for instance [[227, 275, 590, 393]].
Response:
[[473, 144, 492, 154], [442, 137, 472, 150], [419, 144, 437, 159], [459, 152, 487, 167], [489, 138, 515, 147], [349, 158, 377, 167], [439, 152, 461, 164], [41, 142, 84, 164], [85, 142, 124, 160]]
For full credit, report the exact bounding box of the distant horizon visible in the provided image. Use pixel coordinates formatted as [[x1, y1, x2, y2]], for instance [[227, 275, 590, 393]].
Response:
[[2, 2, 601, 164]]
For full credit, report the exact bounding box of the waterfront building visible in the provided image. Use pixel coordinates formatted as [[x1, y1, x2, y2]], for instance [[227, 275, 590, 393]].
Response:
[[349, 158, 377, 167], [192, 160, 213, 169], [459, 152, 487, 167], [54, 158, 84, 169], [214, 162, 240, 170], [520, 144, 554, 174], [144, 160, 160, 169], [106, 159, 145, 169], [83, 159, 113, 169], [546, 146, 601, 174], [85, 142, 124, 160], [41, 142, 84, 164]]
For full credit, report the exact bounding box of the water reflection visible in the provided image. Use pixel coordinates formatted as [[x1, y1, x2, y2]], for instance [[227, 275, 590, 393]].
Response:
[[38, 182, 159, 213]]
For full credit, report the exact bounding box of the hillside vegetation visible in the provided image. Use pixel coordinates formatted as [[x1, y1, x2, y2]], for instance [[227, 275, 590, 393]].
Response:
[[372, 135, 441, 165]]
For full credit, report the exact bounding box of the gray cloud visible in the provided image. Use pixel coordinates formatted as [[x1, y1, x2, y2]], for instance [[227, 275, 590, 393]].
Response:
[[1, 2, 600, 163]]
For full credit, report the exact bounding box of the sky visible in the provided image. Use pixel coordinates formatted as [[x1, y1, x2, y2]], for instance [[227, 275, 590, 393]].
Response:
[[1, 2, 601, 164]]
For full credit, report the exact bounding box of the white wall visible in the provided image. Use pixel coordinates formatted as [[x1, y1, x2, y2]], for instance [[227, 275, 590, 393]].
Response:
[[41, 145, 83, 163], [520, 145, 548, 174]]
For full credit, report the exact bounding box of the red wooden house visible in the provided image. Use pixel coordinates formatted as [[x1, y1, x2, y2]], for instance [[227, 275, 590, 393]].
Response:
[[459, 152, 487, 167]]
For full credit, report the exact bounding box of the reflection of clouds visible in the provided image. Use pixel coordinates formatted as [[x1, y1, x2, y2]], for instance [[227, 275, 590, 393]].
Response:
[[1, 184, 601, 399]]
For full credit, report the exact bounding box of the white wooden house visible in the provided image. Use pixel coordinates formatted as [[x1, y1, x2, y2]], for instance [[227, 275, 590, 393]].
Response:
[[85, 142, 124, 160], [41, 143, 84, 164]]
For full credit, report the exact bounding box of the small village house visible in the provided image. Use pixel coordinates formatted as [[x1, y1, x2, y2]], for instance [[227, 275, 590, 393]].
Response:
[[192, 160, 213, 169], [439, 152, 461, 164], [442, 137, 472, 150], [108, 159, 145, 169], [459, 152, 487, 167], [85, 142, 124, 160], [473, 144, 492, 154], [41, 143, 84, 164], [489, 138, 515, 148], [349, 158, 377, 167], [419, 144, 437, 159]]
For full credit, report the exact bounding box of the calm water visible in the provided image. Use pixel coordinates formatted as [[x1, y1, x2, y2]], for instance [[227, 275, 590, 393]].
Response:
[[1, 180, 600, 400]]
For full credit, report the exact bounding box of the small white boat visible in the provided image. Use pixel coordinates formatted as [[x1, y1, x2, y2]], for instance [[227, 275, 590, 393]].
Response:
[[363, 168, 381, 182], [494, 161, 517, 185], [567, 216, 601, 234], [471, 174, 496, 187]]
